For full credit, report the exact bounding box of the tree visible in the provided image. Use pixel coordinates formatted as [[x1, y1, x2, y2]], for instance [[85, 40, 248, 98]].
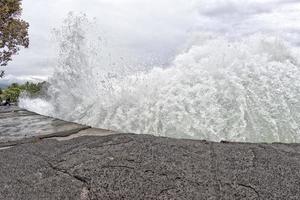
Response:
[[0, 0, 29, 78], [1, 81, 45, 102]]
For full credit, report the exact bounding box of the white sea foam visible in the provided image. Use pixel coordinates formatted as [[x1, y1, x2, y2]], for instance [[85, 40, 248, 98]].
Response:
[[19, 97, 54, 117], [20, 14, 300, 143]]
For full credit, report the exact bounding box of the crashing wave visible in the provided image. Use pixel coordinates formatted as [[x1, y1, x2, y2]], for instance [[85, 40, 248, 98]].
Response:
[[20, 15, 300, 143]]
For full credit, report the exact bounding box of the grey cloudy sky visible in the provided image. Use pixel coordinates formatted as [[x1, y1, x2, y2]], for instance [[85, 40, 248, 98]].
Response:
[[1, 0, 300, 84]]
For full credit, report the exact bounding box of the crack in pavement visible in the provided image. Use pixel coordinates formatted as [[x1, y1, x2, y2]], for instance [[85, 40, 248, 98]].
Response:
[[0, 127, 91, 148], [87, 138, 134, 150], [210, 142, 221, 199], [158, 187, 176, 196], [47, 160, 90, 184], [45, 160, 94, 200], [238, 183, 260, 199], [101, 165, 135, 170]]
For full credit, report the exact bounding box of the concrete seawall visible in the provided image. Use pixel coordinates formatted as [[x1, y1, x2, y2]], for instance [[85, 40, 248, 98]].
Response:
[[0, 106, 115, 148], [1, 106, 300, 199]]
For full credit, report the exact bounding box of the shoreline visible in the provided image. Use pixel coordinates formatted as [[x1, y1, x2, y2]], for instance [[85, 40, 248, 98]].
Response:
[[1, 106, 300, 199]]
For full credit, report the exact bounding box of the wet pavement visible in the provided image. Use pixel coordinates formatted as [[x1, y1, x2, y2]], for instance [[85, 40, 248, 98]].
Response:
[[0, 106, 91, 147], [1, 106, 300, 199]]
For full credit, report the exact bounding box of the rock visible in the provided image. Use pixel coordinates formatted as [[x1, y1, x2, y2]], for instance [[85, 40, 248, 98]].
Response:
[[1, 106, 300, 199], [1, 133, 300, 199]]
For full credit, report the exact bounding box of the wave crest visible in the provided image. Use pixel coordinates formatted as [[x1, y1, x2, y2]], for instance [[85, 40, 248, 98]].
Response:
[[20, 15, 300, 143]]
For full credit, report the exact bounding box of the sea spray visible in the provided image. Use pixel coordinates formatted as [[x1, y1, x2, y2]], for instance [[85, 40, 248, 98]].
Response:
[[20, 15, 300, 143]]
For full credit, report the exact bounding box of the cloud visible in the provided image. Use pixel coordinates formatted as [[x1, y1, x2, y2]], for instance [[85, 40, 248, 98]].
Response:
[[1, 0, 300, 84], [0, 74, 47, 85], [192, 0, 300, 40], [198, 0, 272, 18]]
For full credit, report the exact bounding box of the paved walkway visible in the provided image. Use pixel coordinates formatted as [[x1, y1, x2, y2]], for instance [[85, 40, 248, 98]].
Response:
[[1, 106, 300, 199], [0, 106, 114, 148]]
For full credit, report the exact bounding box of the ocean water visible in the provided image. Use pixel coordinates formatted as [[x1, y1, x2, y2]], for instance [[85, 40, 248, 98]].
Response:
[[20, 15, 300, 143]]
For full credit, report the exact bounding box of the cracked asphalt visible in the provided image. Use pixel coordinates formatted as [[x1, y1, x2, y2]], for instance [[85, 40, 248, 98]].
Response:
[[1, 133, 300, 200]]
